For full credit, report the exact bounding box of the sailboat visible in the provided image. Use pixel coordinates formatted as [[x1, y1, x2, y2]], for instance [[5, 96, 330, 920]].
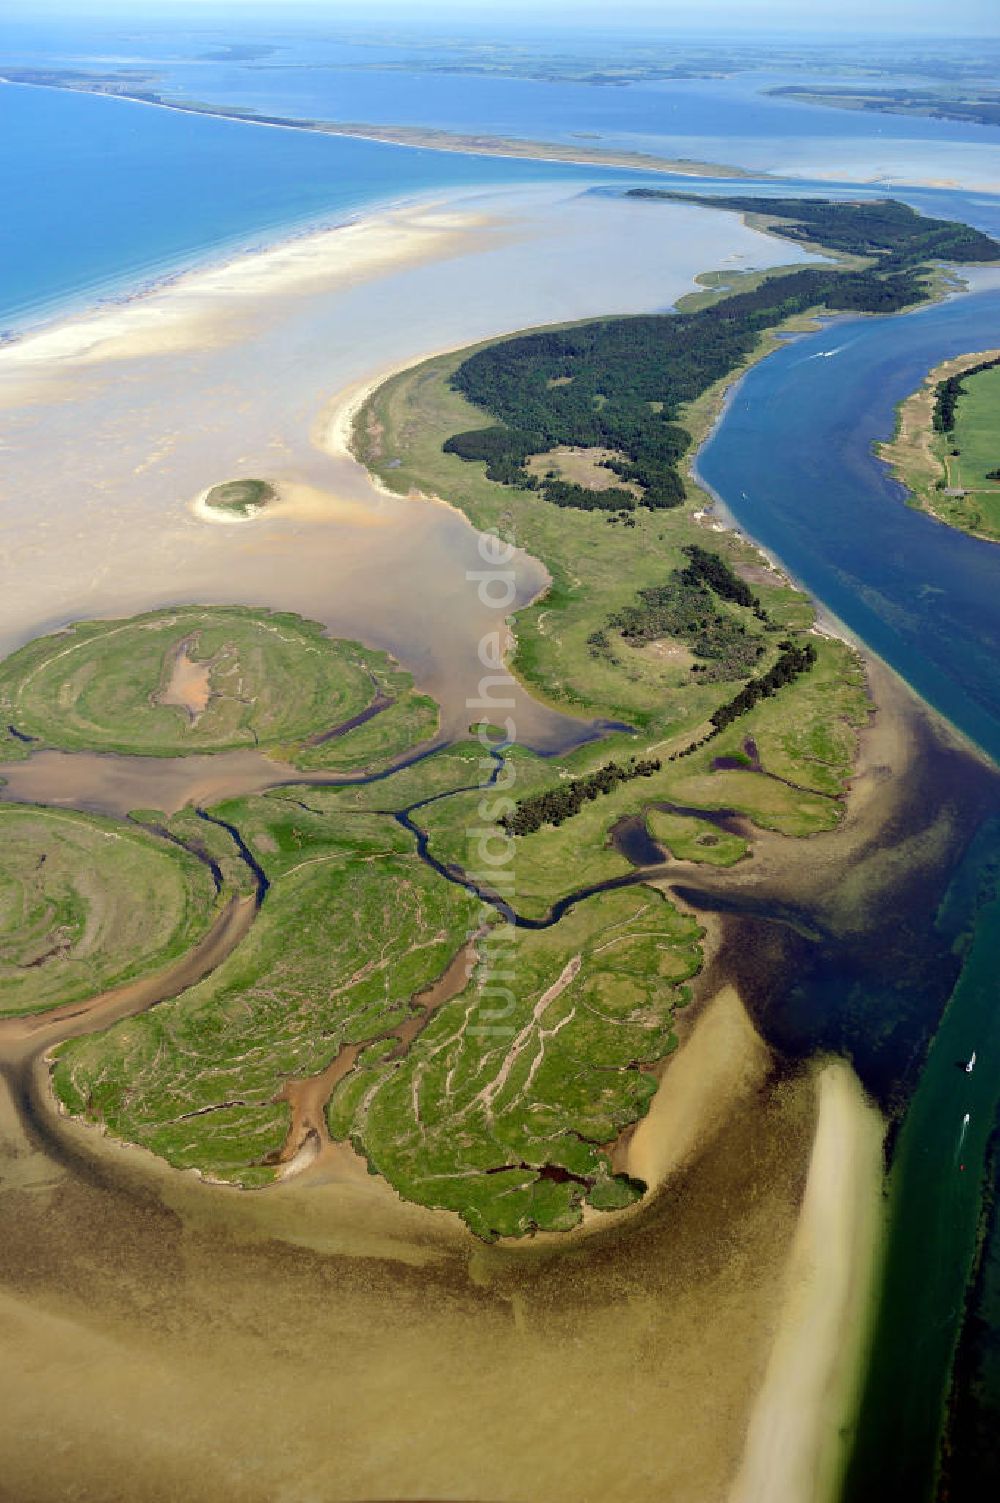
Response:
[[966, 1051, 977, 1075]]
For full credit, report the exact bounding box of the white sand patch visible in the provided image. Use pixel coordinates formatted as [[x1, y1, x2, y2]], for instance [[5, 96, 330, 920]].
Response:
[[627, 984, 770, 1190], [190, 477, 391, 527]]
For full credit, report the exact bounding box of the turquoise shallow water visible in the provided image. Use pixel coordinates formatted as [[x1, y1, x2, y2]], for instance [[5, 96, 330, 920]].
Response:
[[0, 82, 648, 332]]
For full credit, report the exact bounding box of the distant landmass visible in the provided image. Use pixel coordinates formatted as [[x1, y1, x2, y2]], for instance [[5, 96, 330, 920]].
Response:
[[768, 84, 1000, 129]]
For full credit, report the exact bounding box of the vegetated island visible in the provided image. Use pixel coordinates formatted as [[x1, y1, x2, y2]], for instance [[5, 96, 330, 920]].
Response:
[[11, 194, 998, 1243], [878, 349, 1000, 543], [201, 477, 276, 519], [766, 83, 1000, 129], [0, 604, 438, 771], [0, 802, 228, 1018], [0, 67, 752, 179]]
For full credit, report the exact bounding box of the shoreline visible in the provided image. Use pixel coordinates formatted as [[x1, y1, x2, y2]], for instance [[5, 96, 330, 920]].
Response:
[[0, 197, 498, 385], [0, 109, 480, 349], [729, 1059, 886, 1503], [9, 76, 1000, 195]]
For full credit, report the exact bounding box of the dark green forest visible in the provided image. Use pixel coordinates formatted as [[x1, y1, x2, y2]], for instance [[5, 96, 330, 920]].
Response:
[[634, 193, 1000, 269], [442, 197, 1000, 516]]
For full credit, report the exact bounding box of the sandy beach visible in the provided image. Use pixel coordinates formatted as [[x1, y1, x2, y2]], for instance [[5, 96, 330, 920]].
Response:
[[0, 199, 494, 390]]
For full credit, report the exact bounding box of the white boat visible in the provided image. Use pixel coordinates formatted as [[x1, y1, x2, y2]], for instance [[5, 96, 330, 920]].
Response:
[[966, 1051, 977, 1075], [963, 1112, 971, 1127]]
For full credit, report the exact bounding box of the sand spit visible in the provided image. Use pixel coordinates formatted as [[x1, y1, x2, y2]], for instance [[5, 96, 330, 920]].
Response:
[[625, 985, 885, 1503], [729, 1061, 885, 1503], [0, 200, 492, 393], [627, 983, 771, 1190]]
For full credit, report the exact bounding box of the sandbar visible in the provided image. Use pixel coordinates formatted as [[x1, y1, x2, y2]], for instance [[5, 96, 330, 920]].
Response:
[[729, 1060, 885, 1503]]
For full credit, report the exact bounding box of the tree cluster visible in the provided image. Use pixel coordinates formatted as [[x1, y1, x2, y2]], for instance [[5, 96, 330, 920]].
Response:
[[608, 548, 769, 679], [682, 545, 766, 616], [709, 641, 818, 732], [631, 193, 1000, 270], [932, 354, 1000, 434], [499, 757, 662, 836]]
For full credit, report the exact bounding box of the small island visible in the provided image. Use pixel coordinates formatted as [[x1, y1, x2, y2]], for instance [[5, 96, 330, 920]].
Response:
[[879, 350, 1000, 542], [201, 477, 276, 518], [0, 604, 437, 770]]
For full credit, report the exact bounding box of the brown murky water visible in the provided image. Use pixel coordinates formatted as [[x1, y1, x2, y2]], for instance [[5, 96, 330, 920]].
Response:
[[0, 188, 815, 760]]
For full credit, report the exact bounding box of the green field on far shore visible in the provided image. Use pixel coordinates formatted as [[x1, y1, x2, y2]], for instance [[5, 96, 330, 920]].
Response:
[[881, 354, 1000, 543], [949, 364, 1000, 534]]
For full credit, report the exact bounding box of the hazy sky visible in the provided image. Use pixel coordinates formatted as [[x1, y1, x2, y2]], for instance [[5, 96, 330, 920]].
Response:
[[6, 0, 998, 34]]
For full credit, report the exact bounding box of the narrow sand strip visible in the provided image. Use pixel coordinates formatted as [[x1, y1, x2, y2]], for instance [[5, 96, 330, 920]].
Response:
[[729, 1060, 885, 1503]]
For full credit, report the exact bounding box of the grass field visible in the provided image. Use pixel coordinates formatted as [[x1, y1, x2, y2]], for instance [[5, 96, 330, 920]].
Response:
[[647, 808, 749, 866], [880, 351, 1000, 543], [328, 885, 702, 1239], [948, 364, 1000, 530], [0, 805, 219, 1016]]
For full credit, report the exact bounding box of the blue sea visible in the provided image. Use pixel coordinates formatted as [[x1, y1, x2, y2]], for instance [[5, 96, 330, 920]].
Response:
[[0, 83, 649, 333], [4, 16, 1000, 332]]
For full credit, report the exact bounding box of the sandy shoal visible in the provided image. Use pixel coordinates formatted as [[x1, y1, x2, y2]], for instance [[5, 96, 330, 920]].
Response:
[[729, 1060, 885, 1503], [623, 969, 883, 1503], [627, 982, 771, 1191]]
